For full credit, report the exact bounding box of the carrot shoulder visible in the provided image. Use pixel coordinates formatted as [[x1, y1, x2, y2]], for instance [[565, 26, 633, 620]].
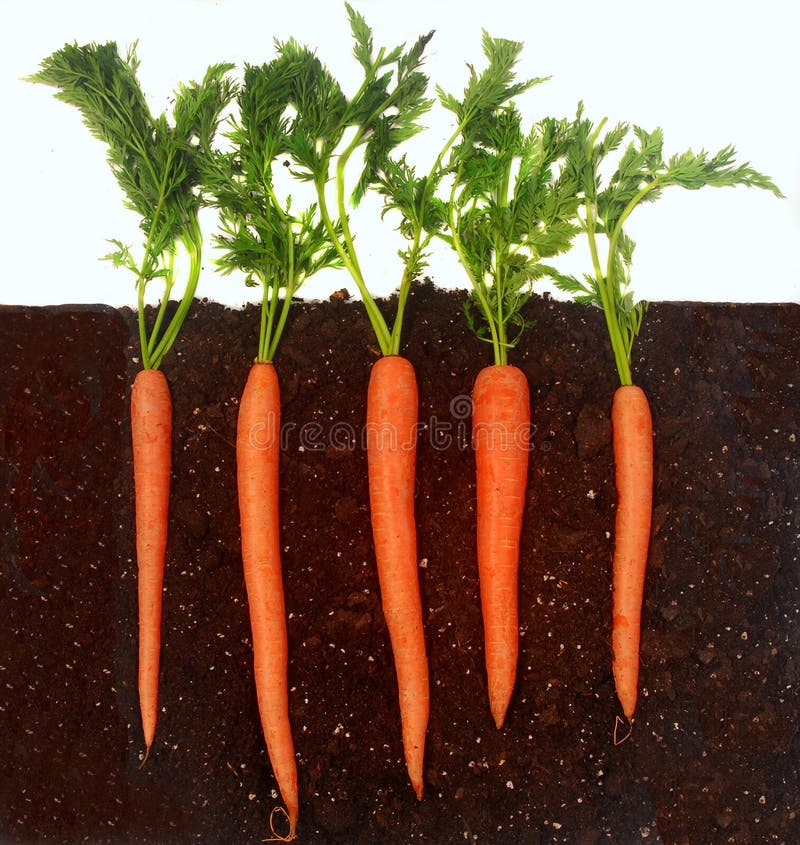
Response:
[[130, 368, 172, 755], [237, 361, 298, 837], [366, 355, 429, 799], [472, 365, 531, 729], [611, 384, 654, 722]]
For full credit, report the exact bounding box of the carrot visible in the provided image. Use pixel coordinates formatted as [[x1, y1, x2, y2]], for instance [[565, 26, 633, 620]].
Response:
[[237, 362, 298, 837], [556, 110, 782, 725], [130, 369, 172, 755], [610, 385, 653, 721], [472, 365, 531, 729], [366, 355, 429, 799], [30, 45, 234, 755], [433, 40, 575, 725], [282, 13, 435, 796], [202, 56, 350, 835]]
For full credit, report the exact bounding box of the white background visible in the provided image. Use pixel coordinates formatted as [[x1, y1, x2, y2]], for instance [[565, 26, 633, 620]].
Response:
[[1, 0, 798, 307]]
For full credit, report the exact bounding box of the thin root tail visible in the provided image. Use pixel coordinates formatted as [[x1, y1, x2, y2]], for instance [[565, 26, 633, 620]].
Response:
[[613, 714, 634, 746], [262, 805, 295, 842], [138, 743, 152, 770]]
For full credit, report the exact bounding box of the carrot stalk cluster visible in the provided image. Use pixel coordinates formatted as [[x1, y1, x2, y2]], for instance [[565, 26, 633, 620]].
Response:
[[30, 7, 782, 838]]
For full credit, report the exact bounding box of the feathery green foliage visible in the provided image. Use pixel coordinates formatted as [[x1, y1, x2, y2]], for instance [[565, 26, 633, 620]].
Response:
[[28, 42, 234, 369], [276, 5, 435, 356], [202, 56, 343, 362], [433, 34, 576, 365], [554, 103, 784, 385]]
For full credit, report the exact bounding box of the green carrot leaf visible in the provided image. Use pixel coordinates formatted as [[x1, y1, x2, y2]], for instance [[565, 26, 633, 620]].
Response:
[[277, 9, 435, 355], [551, 270, 601, 306], [433, 40, 577, 364], [563, 104, 783, 386], [28, 41, 234, 368], [203, 54, 344, 361], [346, 2, 376, 72]]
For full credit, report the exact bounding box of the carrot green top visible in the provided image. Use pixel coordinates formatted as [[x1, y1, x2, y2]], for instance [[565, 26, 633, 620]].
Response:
[[28, 42, 234, 370], [202, 58, 343, 363], [432, 35, 580, 367], [274, 5, 435, 357], [555, 105, 783, 386]]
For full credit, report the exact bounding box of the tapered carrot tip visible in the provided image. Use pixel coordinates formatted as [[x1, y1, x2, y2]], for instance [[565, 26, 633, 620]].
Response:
[[405, 737, 425, 800], [138, 742, 152, 769], [287, 803, 298, 839], [491, 700, 509, 731]]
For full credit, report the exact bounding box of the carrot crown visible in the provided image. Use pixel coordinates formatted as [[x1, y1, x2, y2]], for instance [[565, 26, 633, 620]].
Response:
[[554, 104, 784, 386], [28, 42, 235, 370]]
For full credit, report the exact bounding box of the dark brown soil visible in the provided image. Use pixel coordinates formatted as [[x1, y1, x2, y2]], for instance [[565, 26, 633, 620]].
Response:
[[1, 284, 798, 845]]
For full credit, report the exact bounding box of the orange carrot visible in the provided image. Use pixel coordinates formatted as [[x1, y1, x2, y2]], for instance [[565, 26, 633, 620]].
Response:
[[556, 112, 781, 728], [366, 355, 429, 799], [236, 361, 298, 838], [130, 368, 172, 756], [282, 16, 436, 797], [472, 364, 531, 729], [610, 384, 653, 722], [30, 44, 235, 760]]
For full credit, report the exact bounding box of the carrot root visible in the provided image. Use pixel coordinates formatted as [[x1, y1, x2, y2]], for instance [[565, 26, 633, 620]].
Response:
[[611, 384, 653, 722], [472, 365, 531, 729], [131, 368, 172, 756], [366, 355, 429, 799], [237, 361, 298, 838]]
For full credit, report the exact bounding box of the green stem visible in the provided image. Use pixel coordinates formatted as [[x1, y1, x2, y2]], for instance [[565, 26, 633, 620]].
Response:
[[582, 204, 604, 283], [496, 272, 507, 365], [264, 216, 296, 361], [137, 281, 151, 370], [584, 197, 632, 386], [587, 116, 608, 159], [388, 201, 429, 355], [493, 157, 514, 366], [388, 121, 465, 357], [315, 169, 392, 353], [149, 220, 203, 369], [133, 147, 175, 365], [342, 46, 387, 125], [267, 274, 299, 362], [146, 251, 175, 359], [335, 139, 373, 288], [388, 259, 415, 356], [582, 122, 635, 386], [603, 179, 662, 386], [448, 178, 501, 363], [606, 179, 662, 269], [265, 273, 281, 357], [328, 44, 425, 356], [258, 277, 271, 362], [254, 177, 297, 362], [429, 125, 462, 192]]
